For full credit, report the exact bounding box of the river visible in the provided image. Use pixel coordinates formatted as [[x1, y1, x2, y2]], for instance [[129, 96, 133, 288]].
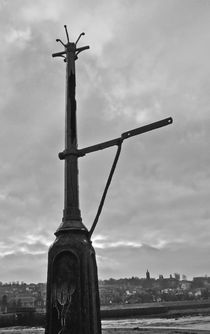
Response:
[[0, 315, 209, 332], [102, 315, 210, 330]]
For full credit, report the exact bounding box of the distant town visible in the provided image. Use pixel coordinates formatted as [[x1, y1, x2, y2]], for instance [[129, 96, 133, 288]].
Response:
[[0, 271, 210, 314]]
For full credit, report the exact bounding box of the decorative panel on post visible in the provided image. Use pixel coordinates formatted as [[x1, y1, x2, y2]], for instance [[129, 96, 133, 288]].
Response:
[[46, 234, 101, 334]]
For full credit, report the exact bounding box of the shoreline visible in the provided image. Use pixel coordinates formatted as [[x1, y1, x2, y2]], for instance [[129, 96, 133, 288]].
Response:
[[0, 328, 208, 334], [103, 330, 209, 333], [101, 300, 210, 319], [0, 301, 210, 332]]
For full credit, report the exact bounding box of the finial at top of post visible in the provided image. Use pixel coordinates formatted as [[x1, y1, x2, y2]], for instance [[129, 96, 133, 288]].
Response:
[[52, 25, 90, 61], [64, 25, 70, 43]]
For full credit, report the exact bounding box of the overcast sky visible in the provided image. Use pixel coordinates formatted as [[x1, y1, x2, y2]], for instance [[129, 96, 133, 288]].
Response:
[[0, 0, 210, 283]]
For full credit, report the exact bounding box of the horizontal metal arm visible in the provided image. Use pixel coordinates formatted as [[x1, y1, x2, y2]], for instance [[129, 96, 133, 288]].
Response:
[[78, 137, 122, 156], [78, 117, 173, 156], [121, 117, 172, 139], [52, 51, 66, 58], [52, 46, 89, 58], [76, 45, 90, 53], [58, 116, 173, 159]]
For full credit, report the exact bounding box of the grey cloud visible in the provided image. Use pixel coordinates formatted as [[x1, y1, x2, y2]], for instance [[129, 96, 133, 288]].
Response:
[[0, 252, 47, 283], [0, 0, 210, 282], [96, 242, 210, 279]]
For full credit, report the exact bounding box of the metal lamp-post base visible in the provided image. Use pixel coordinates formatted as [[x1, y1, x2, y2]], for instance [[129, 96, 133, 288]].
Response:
[[45, 228, 101, 334]]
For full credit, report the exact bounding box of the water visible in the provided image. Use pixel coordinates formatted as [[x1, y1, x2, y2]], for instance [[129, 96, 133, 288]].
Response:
[[0, 329, 43, 333], [102, 315, 210, 330], [0, 315, 209, 332]]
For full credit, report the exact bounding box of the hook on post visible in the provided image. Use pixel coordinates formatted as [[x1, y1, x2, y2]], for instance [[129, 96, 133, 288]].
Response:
[[56, 39, 65, 47], [75, 32, 85, 45]]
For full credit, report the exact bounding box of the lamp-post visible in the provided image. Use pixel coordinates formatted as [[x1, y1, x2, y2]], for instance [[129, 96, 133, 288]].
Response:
[[45, 26, 173, 334], [45, 26, 101, 334]]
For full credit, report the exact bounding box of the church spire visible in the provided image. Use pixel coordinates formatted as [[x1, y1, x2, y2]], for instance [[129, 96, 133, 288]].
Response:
[[146, 269, 150, 280]]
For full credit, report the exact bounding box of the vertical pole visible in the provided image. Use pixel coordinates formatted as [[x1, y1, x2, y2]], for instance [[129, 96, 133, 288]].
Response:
[[57, 42, 87, 233], [64, 43, 80, 220]]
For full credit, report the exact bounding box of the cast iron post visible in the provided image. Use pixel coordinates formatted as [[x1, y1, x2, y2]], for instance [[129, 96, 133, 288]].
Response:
[[45, 25, 173, 334], [45, 27, 101, 334]]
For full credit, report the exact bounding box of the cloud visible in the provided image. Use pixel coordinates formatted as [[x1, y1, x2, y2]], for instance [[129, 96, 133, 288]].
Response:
[[93, 237, 142, 249], [0, 0, 210, 282], [0, 251, 47, 283], [96, 241, 210, 280], [20, 1, 62, 23]]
